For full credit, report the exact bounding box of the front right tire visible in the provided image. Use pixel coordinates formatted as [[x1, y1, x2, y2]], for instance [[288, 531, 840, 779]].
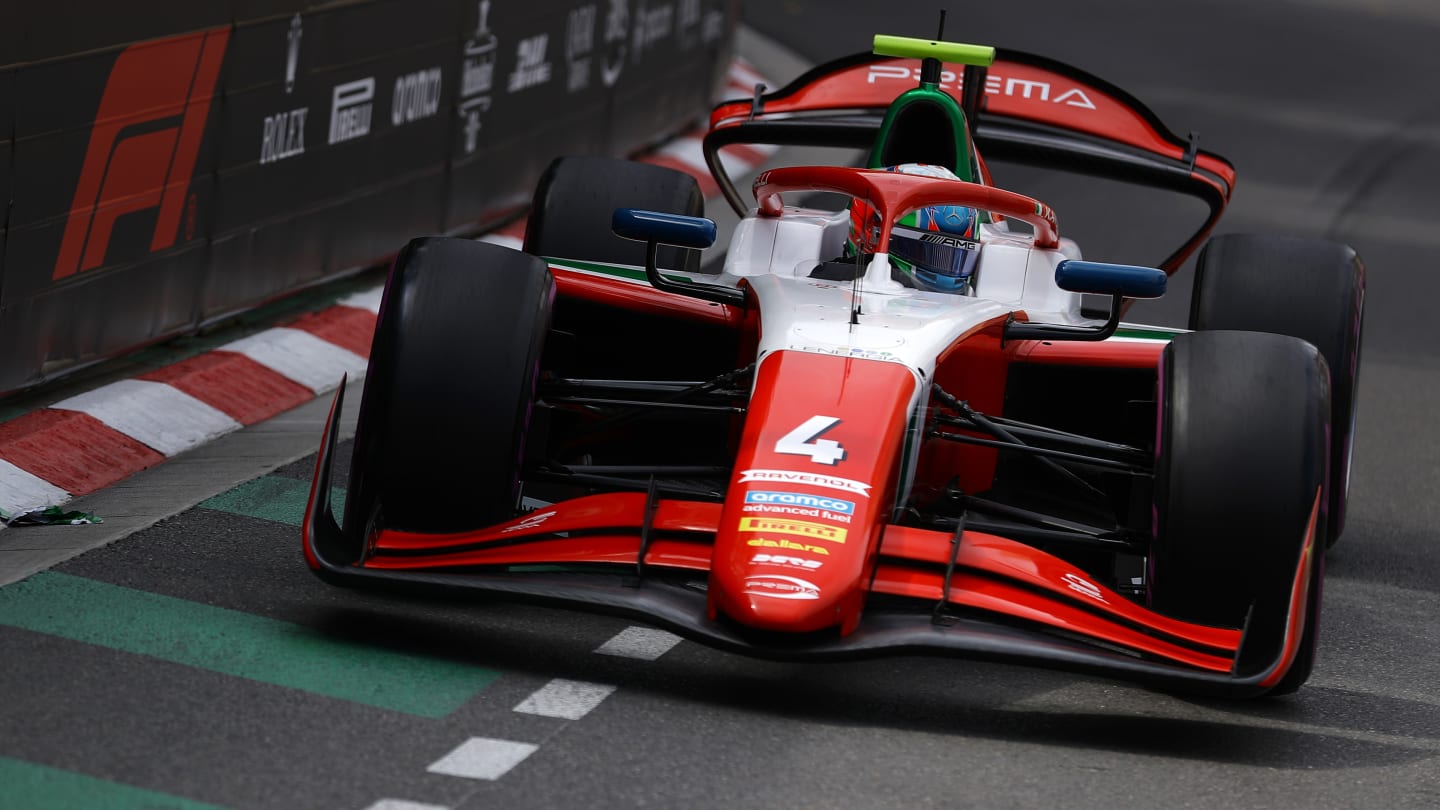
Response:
[[1151, 330, 1329, 693]]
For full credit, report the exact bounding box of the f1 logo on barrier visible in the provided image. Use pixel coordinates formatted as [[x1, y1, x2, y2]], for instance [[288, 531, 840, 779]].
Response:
[[53, 28, 230, 281]]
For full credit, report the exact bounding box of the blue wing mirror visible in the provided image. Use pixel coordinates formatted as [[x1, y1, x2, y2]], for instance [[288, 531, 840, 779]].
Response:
[[1005, 260, 1167, 343], [612, 208, 742, 306], [1054, 260, 1167, 299], [612, 208, 717, 250]]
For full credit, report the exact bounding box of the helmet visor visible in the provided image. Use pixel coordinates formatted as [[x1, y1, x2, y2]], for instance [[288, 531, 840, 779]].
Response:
[[891, 223, 981, 292]]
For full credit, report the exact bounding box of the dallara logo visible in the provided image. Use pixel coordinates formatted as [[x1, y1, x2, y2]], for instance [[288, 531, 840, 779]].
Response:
[[746, 538, 830, 556], [738, 518, 846, 544]]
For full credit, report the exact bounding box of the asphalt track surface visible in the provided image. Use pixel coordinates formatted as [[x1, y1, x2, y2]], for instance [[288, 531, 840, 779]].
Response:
[[2, 1, 1439, 807]]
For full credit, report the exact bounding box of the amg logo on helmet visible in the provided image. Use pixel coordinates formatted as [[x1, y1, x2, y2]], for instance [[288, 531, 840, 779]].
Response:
[[916, 232, 975, 249], [744, 490, 855, 515]]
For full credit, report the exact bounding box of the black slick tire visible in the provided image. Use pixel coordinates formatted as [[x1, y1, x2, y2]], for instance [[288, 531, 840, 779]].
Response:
[[345, 237, 553, 535], [1151, 330, 1329, 693], [524, 155, 705, 273], [1190, 233, 1364, 546]]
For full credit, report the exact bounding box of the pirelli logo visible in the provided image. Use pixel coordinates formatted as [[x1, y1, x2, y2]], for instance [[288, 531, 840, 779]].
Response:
[[738, 518, 847, 544]]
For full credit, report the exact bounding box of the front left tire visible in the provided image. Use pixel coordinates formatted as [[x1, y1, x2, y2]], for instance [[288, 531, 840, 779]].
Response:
[[345, 237, 553, 535]]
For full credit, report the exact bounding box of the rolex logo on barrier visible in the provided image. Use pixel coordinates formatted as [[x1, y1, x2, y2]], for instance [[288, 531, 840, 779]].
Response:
[[260, 15, 308, 165]]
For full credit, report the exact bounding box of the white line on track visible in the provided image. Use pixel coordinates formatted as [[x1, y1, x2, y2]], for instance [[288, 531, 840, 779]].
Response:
[[363, 800, 451, 810], [51, 379, 242, 457], [594, 626, 683, 660], [427, 737, 540, 781], [514, 678, 617, 720]]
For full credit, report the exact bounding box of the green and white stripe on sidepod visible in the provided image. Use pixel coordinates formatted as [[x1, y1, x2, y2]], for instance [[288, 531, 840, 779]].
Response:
[[1110, 324, 1186, 342], [544, 257, 702, 286]]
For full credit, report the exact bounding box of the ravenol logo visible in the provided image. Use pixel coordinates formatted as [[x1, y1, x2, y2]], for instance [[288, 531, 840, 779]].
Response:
[[738, 518, 846, 544], [744, 491, 854, 516]]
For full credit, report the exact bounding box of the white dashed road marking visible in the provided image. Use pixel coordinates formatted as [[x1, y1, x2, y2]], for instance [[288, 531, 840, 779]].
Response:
[[594, 626, 683, 660], [51, 379, 242, 457], [514, 678, 617, 720], [427, 737, 539, 781], [363, 800, 450, 810]]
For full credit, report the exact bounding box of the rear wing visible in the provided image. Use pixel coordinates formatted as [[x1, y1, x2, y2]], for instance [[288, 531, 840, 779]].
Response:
[[704, 49, 1236, 273]]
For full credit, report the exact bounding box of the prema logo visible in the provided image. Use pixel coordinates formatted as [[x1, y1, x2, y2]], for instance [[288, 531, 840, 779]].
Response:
[[53, 28, 230, 281], [867, 65, 1098, 110]]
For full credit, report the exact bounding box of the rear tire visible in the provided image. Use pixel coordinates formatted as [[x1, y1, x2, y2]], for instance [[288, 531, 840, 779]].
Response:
[[1190, 233, 1363, 546], [346, 237, 553, 535], [1151, 331, 1329, 692], [525, 155, 705, 273]]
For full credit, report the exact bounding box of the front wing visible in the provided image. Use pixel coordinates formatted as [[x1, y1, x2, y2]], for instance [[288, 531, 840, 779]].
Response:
[[305, 385, 1316, 698]]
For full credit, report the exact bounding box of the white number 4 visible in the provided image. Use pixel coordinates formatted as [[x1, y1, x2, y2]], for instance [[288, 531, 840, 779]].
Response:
[[775, 416, 846, 465]]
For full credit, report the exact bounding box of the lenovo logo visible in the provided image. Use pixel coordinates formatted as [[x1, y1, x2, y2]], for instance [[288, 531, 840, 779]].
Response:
[[53, 28, 230, 281]]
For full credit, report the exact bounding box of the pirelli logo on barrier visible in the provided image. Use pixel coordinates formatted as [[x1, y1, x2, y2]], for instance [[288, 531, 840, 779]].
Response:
[[737, 518, 847, 544], [53, 28, 230, 281]]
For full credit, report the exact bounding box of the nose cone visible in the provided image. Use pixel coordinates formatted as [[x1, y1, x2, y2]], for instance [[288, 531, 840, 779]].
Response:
[[706, 350, 918, 636], [712, 531, 862, 633]]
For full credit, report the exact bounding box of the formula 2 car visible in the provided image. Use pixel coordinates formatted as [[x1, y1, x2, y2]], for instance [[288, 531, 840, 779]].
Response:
[[304, 30, 1365, 697]]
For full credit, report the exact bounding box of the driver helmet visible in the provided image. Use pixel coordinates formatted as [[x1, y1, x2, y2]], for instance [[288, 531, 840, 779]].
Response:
[[847, 163, 981, 294]]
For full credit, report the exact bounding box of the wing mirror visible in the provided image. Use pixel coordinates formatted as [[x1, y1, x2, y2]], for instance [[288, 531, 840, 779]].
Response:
[[1005, 260, 1167, 343], [612, 208, 717, 250], [611, 209, 743, 306], [1054, 260, 1167, 299]]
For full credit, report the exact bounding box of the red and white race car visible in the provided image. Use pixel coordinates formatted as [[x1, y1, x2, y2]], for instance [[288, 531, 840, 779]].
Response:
[[305, 33, 1364, 697]]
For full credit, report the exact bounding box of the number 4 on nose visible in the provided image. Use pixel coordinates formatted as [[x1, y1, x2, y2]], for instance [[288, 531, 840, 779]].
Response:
[[775, 416, 846, 465]]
